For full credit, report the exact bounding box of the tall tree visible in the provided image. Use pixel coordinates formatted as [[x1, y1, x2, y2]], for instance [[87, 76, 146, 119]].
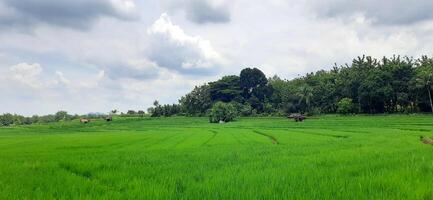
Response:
[[54, 111, 69, 121], [415, 56, 433, 113], [296, 85, 314, 113], [208, 75, 242, 102], [170, 55, 433, 116], [240, 68, 268, 96], [179, 84, 212, 116]]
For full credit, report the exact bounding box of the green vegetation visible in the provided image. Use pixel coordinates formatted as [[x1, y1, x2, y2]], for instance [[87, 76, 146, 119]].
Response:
[[3, 55, 433, 127], [208, 101, 237, 123], [1, 115, 433, 199], [147, 55, 433, 118], [337, 98, 356, 114], [0, 111, 80, 126], [1, 55, 433, 199]]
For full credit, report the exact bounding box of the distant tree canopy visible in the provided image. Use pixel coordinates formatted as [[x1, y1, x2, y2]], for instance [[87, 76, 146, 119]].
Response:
[[127, 110, 137, 115], [148, 102, 182, 117], [209, 75, 242, 103], [3, 54, 433, 127], [415, 56, 433, 113], [146, 55, 433, 117], [0, 110, 142, 127], [240, 68, 268, 90], [55, 111, 70, 121], [0, 111, 80, 127], [179, 84, 212, 116]]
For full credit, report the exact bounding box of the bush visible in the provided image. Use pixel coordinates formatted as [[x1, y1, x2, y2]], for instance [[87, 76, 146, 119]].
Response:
[[337, 98, 356, 114], [127, 110, 137, 115], [54, 111, 70, 122], [209, 102, 237, 123], [231, 102, 253, 116], [0, 113, 14, 126], [263, 103, 275, 114]]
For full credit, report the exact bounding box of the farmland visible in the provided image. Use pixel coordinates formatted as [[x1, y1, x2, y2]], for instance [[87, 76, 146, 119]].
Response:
[[1, 115, 433, 199]]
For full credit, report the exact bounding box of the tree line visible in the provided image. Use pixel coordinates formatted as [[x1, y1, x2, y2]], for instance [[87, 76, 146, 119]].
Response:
[[0, 111, 121, 127], [2, 54, 432, 126], [148, 55, 433, 117], [0, 111, 79, 126]]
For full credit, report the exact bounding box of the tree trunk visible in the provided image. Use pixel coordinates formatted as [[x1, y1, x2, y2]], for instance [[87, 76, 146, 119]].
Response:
[[428, 88, 433, 113]]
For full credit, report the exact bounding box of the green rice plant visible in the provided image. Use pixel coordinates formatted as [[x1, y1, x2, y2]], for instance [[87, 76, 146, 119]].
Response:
[[0, 115, 433, 199]]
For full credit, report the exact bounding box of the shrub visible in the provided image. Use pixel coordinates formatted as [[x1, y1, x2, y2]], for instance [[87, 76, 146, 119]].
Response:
[[0, 113, 14, 126], [209, 102, 237, 123], [54, 111, 69, 122], [138, 110, 145, 117], [232, 102, 253, 116], [127, 110, 137, 115], [240, 104, 253, 116], [337, 98, 356, 114]]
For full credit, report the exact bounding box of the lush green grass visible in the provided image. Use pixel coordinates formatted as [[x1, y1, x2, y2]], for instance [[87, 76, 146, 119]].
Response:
[[1, 115, 433, 199]]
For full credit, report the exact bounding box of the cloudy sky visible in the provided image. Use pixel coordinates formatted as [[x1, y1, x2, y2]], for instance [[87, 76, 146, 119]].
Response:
[[1, 0, 433, 116]]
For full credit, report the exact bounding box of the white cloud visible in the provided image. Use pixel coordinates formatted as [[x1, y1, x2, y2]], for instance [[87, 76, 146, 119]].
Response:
[[2, 0, 433, 116], [110, 0, 138, 16], [9, 63, 43, 88], [1, 62, 112, 115], [146, 13, 224, 74], [54, 71, 71, 86], [7, 62, 106, 90]]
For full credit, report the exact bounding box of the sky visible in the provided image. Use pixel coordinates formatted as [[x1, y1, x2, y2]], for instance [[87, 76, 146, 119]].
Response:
[[1, 0, 433, 116]]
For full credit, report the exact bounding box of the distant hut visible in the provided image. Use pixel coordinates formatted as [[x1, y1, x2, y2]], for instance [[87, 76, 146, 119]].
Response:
[[288, 114, 306, 122], [420, 136, 433, 145], [80, 118, 90, 123], [105, 116, 113, 122]]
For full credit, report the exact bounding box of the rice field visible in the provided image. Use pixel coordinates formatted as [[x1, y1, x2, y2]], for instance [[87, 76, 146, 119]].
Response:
[[1, 115, 433, 199]]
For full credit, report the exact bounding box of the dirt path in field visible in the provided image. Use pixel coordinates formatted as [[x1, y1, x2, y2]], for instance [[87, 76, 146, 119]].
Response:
[[201, 130, 218, 146], [420, 136, 433, 145], [253, 130, 279, 144], [293, 130, 349, 139]]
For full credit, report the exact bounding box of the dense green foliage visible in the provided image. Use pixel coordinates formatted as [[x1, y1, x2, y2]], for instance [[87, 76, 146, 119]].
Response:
[[148, 55, 433, 117], [147, 100, 182, 117], [179, 85, 212, 116], [272, 55, 433, 114], [1, 116, 433, 199], [337, 98, 356, 114], [0, 111, 133, 127], [0, 111, 80, 126], [208, 102, 237, 123]]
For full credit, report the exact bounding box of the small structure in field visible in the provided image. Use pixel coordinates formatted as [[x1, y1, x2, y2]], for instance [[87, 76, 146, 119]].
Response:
[[420, 136, 433, 145], [80, 118, 90, 123], [105, 116, 113, 122], [288, 114, 306, 122]]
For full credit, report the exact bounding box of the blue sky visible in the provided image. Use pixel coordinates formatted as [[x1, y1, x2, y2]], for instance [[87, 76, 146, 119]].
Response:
[[1, 0, 433, 115]]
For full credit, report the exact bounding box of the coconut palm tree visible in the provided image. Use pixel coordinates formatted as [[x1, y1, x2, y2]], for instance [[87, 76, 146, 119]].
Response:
[[296, 85, 314, 113]]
